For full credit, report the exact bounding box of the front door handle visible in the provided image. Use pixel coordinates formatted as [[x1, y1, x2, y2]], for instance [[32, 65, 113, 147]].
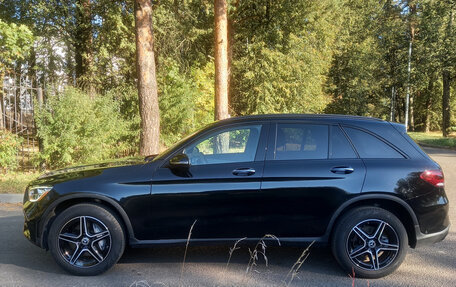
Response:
[[232, 168, 256, 176], [330, 166, 354, 174]]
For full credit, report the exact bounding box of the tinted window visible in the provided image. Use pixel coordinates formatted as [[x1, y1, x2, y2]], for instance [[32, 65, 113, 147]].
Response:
[[344, 127, 404, 159], [275, 124, 328, 160], [330, 126, 357, 159], [183, 125, 261, 165]]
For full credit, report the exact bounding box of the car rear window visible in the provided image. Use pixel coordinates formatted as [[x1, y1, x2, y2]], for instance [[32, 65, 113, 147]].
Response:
[[275, 124, 328, 160], [344, 127, 404, 159], [330, 126, 357, 159]]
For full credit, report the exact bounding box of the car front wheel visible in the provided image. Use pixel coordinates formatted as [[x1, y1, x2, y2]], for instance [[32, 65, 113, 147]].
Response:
[[48, 203, 125, 276], [331, 206, 408, 278]]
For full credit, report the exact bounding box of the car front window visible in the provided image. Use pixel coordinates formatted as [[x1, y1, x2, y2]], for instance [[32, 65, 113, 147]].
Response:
[[183, 125, 262, 165]]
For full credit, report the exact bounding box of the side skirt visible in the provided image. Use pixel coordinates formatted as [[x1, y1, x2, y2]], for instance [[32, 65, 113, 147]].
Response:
[[128, 237, 327, 248]]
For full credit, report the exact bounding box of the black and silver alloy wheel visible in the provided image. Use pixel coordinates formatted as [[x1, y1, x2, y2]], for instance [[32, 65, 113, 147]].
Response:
[[58, 216, 112, 268], [48, 203, 125, 276], [347, 219, 399, 271], [332, 206, 408, 278]]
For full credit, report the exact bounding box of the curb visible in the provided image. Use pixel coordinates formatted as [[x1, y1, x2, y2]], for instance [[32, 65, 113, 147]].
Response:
[[418, 142, 456, 151], [0, 194, 23, 203]]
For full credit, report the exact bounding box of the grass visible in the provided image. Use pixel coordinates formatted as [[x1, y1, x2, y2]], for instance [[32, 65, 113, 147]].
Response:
[[408, 131, 456, 149], [0, 171, 41, 193]]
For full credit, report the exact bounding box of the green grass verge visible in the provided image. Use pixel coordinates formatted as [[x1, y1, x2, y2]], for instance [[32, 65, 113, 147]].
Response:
[[408, 132, 456, 149], [0, 172, 41, 194]]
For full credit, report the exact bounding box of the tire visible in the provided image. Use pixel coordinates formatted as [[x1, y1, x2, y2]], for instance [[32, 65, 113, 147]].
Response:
[[48, 203, 125, 276], [331, 206, 408, 278]]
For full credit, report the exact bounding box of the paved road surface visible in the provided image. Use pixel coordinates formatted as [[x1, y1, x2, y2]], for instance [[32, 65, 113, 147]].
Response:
[[0, 147, 454, 287]]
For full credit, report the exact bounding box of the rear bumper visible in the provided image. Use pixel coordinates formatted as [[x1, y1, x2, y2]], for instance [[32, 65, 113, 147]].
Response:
[[415, 224, 450, 247]]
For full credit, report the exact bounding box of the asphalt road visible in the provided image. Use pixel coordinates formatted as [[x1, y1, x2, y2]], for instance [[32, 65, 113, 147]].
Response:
[[0, 147, 454, 287]]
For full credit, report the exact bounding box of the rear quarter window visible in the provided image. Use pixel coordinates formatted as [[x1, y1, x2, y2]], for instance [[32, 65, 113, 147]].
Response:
[[344, 127, 404, 159], [330, 126, 357, 159]]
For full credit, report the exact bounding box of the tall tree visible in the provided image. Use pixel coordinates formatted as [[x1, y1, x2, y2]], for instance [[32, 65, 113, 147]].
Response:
[[134, 0, 160, 155], [326, 0, 388, 117], [75, 0, 94, 93], [0, 19, 34, 129], [407, 0, 418, 131], [442, 4, 454, 137], [214, 0, 229, 120], [231, 0, 339, 115]]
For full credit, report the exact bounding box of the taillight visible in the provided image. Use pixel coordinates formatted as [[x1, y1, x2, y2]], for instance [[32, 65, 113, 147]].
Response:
[[420, 170, 444, 187]]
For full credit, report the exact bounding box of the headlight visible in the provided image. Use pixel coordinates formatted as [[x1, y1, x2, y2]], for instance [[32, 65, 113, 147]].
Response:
[[28, 186, 53, 202]]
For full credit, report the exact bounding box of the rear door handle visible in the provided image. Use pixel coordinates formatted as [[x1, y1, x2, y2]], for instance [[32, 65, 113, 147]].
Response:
[[330, 166, 354, 174], [232, 168, 256, 176]]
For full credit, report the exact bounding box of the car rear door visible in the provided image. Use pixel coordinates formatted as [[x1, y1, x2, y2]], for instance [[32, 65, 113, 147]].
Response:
[[147, 122, 269, 240], [259, 121, 367, 238]]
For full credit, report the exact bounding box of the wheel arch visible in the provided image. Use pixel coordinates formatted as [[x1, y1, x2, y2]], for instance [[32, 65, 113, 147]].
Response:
[[39, 194, 135, 249], [326, 194, 419, 248]]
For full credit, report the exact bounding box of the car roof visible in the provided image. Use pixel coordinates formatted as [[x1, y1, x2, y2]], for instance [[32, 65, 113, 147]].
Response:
[[216, 114, 385, 125]]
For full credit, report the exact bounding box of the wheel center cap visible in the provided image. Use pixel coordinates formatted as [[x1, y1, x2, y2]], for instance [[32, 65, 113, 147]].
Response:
[[368, 240, 376, 248], [81, 237, 90, 245]]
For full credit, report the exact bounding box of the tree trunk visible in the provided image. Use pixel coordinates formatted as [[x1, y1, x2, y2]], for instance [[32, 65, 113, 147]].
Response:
[[442, 70, 451, 137], [424, 79, 433, 133], [66, 40, 75, 85], [410, 93, 415, 131], [74, 0, 94, 95], [135, 0, 160, 156], [214, 0, 229, 120]]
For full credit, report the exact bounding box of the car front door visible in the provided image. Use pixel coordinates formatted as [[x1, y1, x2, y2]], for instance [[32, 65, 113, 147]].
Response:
[[148, 123, 269, 240], [260, 122, 366, 238]]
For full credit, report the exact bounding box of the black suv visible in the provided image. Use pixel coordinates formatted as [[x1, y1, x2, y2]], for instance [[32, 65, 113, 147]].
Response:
[[23, 114, 449, 278]]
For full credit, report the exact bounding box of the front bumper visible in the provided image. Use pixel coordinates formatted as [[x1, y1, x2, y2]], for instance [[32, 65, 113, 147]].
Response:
[[23, 216, 42, 247]]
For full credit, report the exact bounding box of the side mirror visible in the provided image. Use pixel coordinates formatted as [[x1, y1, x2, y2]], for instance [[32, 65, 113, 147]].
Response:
[[169, 154, 190, 168]]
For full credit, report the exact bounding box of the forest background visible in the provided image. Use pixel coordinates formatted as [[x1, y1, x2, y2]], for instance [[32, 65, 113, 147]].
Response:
[[1, 0, 455, 188]]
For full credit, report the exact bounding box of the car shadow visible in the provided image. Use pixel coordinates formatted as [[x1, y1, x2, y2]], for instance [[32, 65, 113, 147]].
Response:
[[119, 242, 346, 278], [3, 209, 454, 286], [1, 211, 345, 279]]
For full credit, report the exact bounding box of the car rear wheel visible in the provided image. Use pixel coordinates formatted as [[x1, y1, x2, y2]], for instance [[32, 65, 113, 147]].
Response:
[[48, 203, 125, 276], [331, 206, 408, 278]]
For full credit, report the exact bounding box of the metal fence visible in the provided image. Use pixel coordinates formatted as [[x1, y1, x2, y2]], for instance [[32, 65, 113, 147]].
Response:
[[1, 73, 41, 170]]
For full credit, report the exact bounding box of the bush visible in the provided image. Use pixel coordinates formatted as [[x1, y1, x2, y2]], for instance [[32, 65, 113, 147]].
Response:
[[34, 87, 131, 168], [105, 85, 141, 154], [0, 129, 22, 171], [158, 59, 214, 147]]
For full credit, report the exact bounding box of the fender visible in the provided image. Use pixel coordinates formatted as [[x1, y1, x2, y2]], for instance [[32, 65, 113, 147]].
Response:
[[322, 193, 419, 240], [39, 193, 135, 248]]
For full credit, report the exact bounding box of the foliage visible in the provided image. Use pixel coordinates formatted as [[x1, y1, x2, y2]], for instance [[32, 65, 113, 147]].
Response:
[[1, 0, 456, 170], [105, 84, 141, 153], [0, 129, 22, 171], [34, 87, 131, 168], [325, 0, 403, 118], [0, 19, 34, 69], [91, 0, 137, 91], [153, 0, 214, 73], [158, 59, 214, 147], [231, 0, 339, 115]]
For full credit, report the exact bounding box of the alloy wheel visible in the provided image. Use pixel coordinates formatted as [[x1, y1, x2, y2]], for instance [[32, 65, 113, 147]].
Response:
[[58, 216, 112, 268], [346, 219, 400, 271]]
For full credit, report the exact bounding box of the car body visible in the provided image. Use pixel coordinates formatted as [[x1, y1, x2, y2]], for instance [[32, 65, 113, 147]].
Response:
[[23, 114, 450, 277]]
